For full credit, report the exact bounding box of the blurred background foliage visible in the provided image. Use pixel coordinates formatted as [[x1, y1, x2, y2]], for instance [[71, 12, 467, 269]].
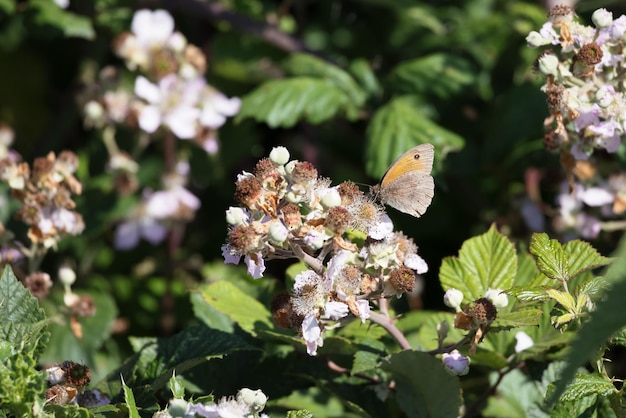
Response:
[[2, 0, 626, 411]]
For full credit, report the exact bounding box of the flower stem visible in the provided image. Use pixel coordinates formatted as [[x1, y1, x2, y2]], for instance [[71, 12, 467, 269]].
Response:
[[368, 311, 412, 350]]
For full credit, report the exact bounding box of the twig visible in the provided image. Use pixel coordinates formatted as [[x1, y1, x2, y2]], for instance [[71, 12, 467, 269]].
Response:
[[326, 359, 380, 384], [368, 311, 412, 350], [160, 0, 329, 60]]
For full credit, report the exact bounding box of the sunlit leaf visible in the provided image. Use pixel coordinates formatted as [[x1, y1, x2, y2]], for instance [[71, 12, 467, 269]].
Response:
[[384, 350, 462, 418], [366, 95, 464, 178], [439, 224, 517, 302]]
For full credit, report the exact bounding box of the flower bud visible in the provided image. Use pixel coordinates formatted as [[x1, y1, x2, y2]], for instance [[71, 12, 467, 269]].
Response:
[[443, 288, 464, 310], [484, 288, 508, 308], [537, 53, 559, 76], [592, 8, 613, 28], [437, 321, 450, 340], [167, 398, 189, 417], [320, 188, 341, 208], [269, 146, 290, 165], [268, 221, 289, 244], [237, 388, 268, 412], [526, 31, 550, 47], [225, 206, 247, 226], [58, 266, 76, 287], [442, 350, 470, 376], [84, 101, 104, 121]]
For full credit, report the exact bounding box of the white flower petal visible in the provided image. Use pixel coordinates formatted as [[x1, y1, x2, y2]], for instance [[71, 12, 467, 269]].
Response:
[[134, 76, 161, 104], [582, 187, 614, 207], [138, 105, 162, 133], [114, 221, 141, 250]]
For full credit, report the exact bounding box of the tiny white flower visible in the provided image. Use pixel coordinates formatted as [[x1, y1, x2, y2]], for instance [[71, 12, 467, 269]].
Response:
[[442, 350, 470, 376], [268, 221, 289, 244], [592, 8, 613, 28], [484, 288, 508, 308], [269, 146, 290, 165], [515, 331, 534, 353], [443, 288, 464, 310]]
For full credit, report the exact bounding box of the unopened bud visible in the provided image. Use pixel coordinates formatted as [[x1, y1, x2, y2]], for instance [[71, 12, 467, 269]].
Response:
[[269, 146, 290, 165], [442, 350, 470, 376]]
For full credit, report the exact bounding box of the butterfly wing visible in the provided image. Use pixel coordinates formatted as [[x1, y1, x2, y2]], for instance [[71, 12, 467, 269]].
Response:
[[379, 171, 434, 217], [379, 143, 434, 188]]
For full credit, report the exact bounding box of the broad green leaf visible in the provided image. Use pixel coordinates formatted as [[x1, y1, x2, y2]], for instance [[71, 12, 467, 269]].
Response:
[[29, 0, 95, 39], [352, 350, 380, 375], [0, 266, 48, 358], [493, 308, 543, 328], [349, 59, 381, 97], [237, 77, 355, 128], [529, 233, 568, 281], [506, 285, 552, 302], [483, 369, 547, 418], [439, 224, 517, 302], [469, 350, 508, 369], [514, 248, 540, 286], [383, 350, 461, 418], [0, 0, 14, 13], [121, 377, 140, 418], [546, 289, 576, 312], [284, 53, 366, 106], [560, 374, 616, 402], [574, 274, 610, 303], [547, 235, 626, 405], [366, 95, 464, 178], [40, 290, 117, 366], [190, 292, 234, 333], [563, 240, 612, 280], [397, 311, 464, 351], [389, 53, 475, 98], [195, 281, 273, 337], [126, 325, 256, 392]]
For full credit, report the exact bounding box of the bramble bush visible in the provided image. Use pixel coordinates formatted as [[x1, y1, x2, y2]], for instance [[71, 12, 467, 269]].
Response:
[[2, 1, 626, 417]]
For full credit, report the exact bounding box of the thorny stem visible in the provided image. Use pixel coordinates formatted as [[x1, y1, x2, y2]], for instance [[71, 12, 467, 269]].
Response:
[[368, 311, 412, 350], [161, 130, 180, 336], [160, 0, 330, 61], [426, 334, 473, 355], [326, 359, 381, 384]]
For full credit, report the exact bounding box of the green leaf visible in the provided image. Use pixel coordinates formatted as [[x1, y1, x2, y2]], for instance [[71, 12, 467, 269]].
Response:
[[0, 0, 15, 13], [493, 308, 543, 328], [482, 369, 547, 418], [286, 410, 314, 418], [0, 266, 48, 358], [365, 95, 464, 178], [439, 224, 517, 302], [284, 53, 366, 106], [397, 311, 465, 351], [389, 53, 475, 98], [529, 233, 568, 281], [122, 325, 256, 393], [352, 350, 380, 375], [547, 235, 626, 405], [195, 281, 273, 337], [560, 374, 616, 402], [237, 77, 355, 128], [546, 289, 576, 312], [349, 59, 381, 97], [40, 290, 117, 366], [29, 0, 95, 39], [383, 350, 462, 418], [121, 377, 140, 418], [506, 285, 552, 302], [169, 372, 185, 399], [563, 240, 612, 279]]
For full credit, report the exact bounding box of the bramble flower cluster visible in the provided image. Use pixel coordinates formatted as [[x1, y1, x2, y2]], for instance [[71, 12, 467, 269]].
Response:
[[0, 149, 84, 248], [443, 287, 508, 356], [222, 147, 429, 355], [45, 361, 109, 407], [81, 9, 240, 250], [84, 8, 241, 154], [161, 388, 268, 418], [527, 6, 626, 239]]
